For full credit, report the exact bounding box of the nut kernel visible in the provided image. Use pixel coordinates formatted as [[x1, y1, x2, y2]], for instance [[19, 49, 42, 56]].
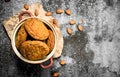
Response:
[[34, 9, 39, 16], [24, 4, 29, 10], [69, 20, 76, 25], [67, 27, 72, 35], [56, 9, 63, 14], [65, 9, 71, 15], [45, 12, 52, 16], [77, 25, 83, 31], [59, 60, 66, 65], [53, 72, 59, 77]]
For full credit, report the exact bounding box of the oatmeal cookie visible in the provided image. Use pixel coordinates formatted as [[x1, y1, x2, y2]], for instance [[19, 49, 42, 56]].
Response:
[[20, 41, 50, 60], [15, 24, 27, 49], [24, 18, 49, 40], [47, 30, 55, 52]]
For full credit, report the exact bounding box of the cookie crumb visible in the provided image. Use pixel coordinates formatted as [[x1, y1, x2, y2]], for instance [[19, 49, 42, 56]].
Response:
[[77, 25, 83, 31], [24, 4, 29, 10], [69, 20, 76, 25], [79, 19, 83, 24], [53, 19, 57, 25], [56, 9, 63, 14], [67, 27, 72, 35], [65, 9, 71, 15], [53, 72, 59, 77], [59, 60, 66, 65], [45, 12, 52, 16], [34, 9, 39, 16]]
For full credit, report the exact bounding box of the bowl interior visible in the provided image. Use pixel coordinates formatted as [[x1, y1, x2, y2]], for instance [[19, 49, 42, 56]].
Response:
[[11, 17, 57, 64]]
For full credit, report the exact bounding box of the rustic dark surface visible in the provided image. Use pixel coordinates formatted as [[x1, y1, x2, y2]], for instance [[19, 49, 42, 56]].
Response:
[[1, 0, 120, 77]]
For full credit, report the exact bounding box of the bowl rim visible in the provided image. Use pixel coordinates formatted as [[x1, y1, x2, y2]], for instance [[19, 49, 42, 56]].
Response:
[[11, 17, 57, 64]]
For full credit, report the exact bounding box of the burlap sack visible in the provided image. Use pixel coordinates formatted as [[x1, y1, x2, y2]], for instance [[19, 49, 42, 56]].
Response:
[[2, 3, 63, 58]]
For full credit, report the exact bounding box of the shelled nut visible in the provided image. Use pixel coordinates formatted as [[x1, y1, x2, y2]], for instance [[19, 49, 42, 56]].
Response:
[[45, 12, 52, 16], [77, 25, 83, 31], [56, 9, 63, 14], [65, 9, 71, 15], [24, 4, 29, 10], [53, 72, 59, 77], [34, 9, 39, 16], [59, 60, 66, 65], [67, 27, 72, 35], [69, 20, 76, 25]]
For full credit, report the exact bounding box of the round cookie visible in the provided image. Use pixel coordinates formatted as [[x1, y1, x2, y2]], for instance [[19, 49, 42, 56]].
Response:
[[20, 41, 50, 60], [15, 24, 27, 49], [24, 18, 49, 40], [47, 30, 55, 52]]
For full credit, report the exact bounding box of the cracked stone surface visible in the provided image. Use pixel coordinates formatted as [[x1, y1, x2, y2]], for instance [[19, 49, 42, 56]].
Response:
[[1, 0, 120, 77]]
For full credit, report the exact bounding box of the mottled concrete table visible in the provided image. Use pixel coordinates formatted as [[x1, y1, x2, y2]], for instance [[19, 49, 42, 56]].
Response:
[[1, 0, 120, 77]]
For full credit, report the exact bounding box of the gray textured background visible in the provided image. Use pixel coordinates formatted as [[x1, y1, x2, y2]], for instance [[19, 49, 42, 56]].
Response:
[[1, 0, 120, 77]]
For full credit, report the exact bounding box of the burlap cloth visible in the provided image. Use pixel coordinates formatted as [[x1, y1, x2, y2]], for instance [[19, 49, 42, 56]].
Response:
[[2, 3, 63, 58]]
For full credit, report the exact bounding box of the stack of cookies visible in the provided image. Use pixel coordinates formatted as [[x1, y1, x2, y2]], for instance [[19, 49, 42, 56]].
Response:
[[15, 18, 55, 61]]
